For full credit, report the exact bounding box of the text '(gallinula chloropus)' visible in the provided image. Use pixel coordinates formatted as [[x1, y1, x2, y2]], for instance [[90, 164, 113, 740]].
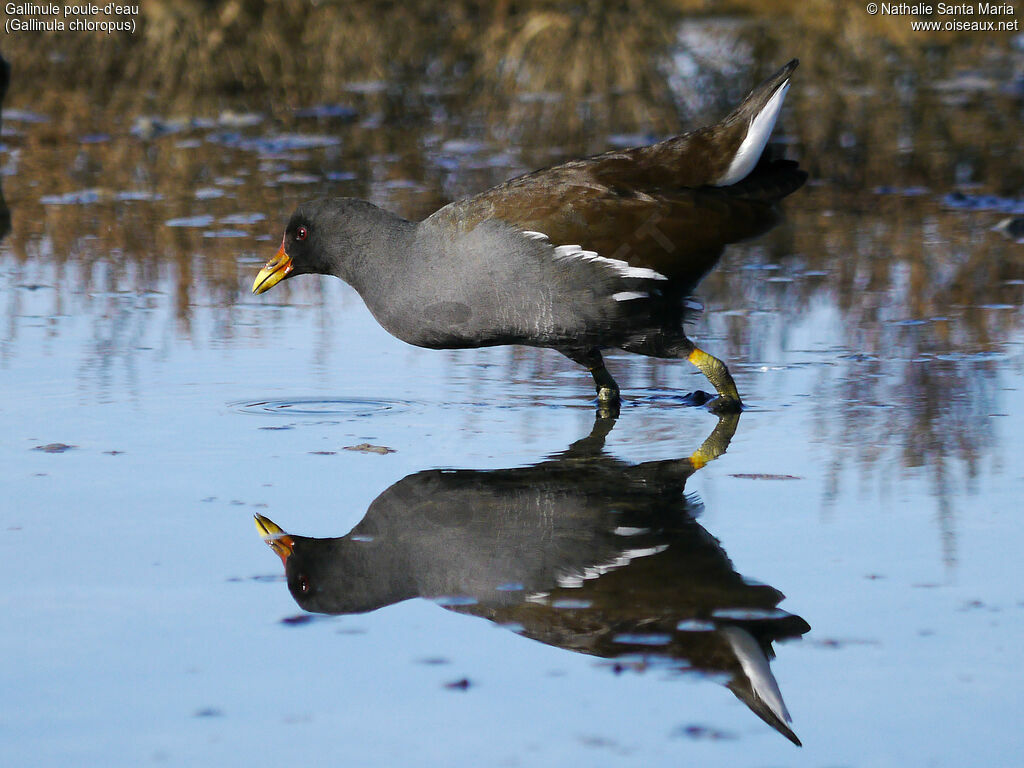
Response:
[[253, 60, 806, 411]]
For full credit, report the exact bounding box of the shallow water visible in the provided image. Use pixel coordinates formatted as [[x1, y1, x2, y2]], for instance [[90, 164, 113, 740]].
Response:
[[2, 9, 1024, 767]]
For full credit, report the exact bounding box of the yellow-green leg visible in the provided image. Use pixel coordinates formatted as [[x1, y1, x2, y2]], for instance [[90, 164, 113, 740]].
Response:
[[686, 346, 743, 412]]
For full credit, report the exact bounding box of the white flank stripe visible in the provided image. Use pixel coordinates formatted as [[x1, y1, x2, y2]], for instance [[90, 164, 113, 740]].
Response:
[[621, 264, 668, 281], [551, 243, 668, 281], [716, 80, 790, 187], [612, 291, 648, 302], [554, 544, 669, 588], [521, 230, 549, 241]]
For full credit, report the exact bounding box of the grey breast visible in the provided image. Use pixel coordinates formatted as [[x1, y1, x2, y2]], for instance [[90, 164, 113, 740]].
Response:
[[374, 218, 650, 350]]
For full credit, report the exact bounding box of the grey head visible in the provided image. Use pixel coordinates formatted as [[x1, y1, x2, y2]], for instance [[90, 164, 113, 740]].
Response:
[[251, 197, 414, 295]]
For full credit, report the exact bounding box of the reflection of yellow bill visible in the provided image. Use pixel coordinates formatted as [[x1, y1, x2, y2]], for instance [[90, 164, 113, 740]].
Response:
[[252, 242, 292, 295], [254, 514, 294, 565]]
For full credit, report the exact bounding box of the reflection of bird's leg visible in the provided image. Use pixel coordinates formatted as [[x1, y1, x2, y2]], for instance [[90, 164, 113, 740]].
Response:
[[689, 413, 740, 469], [562, 347, 621, 417], [562, 410, 618, 458]]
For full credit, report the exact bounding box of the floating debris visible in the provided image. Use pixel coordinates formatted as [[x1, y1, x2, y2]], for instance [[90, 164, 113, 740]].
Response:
[[343, 443, 396, 455], [672, 724, 737, 741], [32, 443, 76, 453], [728, 473, 802, 480]]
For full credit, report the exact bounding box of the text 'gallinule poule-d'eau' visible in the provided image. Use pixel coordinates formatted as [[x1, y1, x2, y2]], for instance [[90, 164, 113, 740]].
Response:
[[253, 60, 806, 412]]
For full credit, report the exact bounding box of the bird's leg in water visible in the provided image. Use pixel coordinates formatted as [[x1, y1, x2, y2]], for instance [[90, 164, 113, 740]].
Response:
[[685, 345, 743, 413], [563, 348, 620, 417]]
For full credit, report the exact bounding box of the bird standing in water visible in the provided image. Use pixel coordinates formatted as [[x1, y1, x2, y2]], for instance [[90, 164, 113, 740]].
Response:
[[253, 60, 805, 412]]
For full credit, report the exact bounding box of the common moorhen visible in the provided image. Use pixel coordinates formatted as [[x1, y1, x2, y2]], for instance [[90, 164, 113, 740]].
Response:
[[253, 60, 806, 410]]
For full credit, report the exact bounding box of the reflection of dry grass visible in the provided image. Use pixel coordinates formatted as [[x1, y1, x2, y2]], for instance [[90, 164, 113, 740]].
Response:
[[7, 0, 1019, 113], [698, 191, 1020, 523], [4, 0, 1019, 193], [473, 2, 679, 141]]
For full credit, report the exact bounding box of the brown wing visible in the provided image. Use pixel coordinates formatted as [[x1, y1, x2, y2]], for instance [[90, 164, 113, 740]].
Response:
[[426, 59, 805, 288], [429, 150, 804, 288]]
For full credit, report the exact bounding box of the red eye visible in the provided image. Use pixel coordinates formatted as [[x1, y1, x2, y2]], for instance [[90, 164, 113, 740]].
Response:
[[296, 226, 308, 241]]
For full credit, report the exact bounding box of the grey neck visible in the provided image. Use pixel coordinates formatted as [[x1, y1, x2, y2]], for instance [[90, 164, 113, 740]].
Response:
[[330, 203, 419, 294]]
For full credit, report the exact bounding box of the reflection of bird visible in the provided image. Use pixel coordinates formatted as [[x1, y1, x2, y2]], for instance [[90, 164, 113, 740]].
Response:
[[253, 61, 805, 411], [255, 413, 810, 745]]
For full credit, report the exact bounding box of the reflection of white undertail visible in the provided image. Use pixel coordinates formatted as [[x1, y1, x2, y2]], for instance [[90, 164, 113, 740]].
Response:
[[721, 625, 793, 725]]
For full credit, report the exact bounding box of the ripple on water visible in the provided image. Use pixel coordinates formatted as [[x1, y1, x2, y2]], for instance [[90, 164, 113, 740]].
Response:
[[230, 396, 417, 418]]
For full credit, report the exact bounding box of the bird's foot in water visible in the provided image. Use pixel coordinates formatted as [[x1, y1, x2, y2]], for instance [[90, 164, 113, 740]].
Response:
[[706, 394, 744, 414], [596, 386, 621, 420], [684, 390, 744, 413]]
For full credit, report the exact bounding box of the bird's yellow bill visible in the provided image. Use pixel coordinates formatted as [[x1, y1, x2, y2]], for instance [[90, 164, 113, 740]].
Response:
[[251, 243, 292, 295], [255, 514, 294, 565]]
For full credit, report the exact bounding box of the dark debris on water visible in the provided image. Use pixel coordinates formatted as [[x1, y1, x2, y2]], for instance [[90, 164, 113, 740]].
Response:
[[672, 724, 738, 741], [343, 443, 396, 455], [728, 473, 803, 480], [32, 443, 76, 453]]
